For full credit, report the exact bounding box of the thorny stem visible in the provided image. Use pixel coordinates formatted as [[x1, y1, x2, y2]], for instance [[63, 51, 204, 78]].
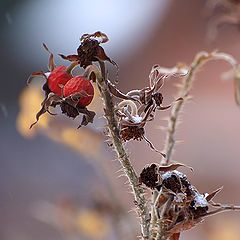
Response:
[[160, 53, 211, 165], [97, 62, 150, 239], [152, 51, 237, 239], [161, 51, 237, 165]]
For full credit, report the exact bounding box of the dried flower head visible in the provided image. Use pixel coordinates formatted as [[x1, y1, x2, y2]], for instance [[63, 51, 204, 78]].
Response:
[[59, 31, 117, 68], [140, 163, 240, 239]]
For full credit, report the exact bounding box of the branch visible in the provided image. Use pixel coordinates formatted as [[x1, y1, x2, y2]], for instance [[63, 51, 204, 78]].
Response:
[[161, 51, 237, 165], [96, 62, 150, 239]]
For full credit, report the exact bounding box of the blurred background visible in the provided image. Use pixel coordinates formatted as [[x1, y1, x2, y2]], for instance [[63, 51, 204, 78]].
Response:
[[1, 0, 240, 239]]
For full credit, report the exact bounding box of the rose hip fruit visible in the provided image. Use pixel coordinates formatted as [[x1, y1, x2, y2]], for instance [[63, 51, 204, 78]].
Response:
[[47, 66, 72, 96], [63, 76, 94, 107]]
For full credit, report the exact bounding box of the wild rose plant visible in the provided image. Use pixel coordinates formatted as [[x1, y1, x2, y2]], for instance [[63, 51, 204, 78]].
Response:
[[27, 31, 240, 240]]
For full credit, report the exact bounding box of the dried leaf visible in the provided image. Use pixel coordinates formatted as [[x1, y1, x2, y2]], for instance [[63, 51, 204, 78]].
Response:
[[206, 187, 223, 202], [27, 71, 47, 84], [159, 163, 193, 172], [107, 80, 137, 101], [58, 54, 79, 62], [42, 43, 56, 71], [30, 93, 62, 129], [77, 107, 96, 128], [150, 64, 189, 82], [143, 135, 166, 158]]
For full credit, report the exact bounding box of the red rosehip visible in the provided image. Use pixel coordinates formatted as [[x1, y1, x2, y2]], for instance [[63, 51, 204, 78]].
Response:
[[63, 76, 94, 107], [47, 66, 72, 96]]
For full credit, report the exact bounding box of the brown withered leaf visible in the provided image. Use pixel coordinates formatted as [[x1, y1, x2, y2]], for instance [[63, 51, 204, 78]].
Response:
[[30, 93, 62, 129], [107, 80, 137, 101], [159, 163, 193, 172], [143, 135, 166, 158], [58, 54, 79, 62], [27, 71, 47, 85], [77, 108, 96, 128], [42, 43, 55, 71], [206, 187, 223, 202]]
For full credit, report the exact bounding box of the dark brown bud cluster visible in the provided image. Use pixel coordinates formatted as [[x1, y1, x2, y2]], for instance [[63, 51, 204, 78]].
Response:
[[139, 163, 228, 238], [120, 125, 145, 142]]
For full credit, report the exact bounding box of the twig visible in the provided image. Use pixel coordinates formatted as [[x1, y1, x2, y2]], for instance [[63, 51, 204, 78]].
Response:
[[96, 62, 150, 239], [161, 51, 237, 165]]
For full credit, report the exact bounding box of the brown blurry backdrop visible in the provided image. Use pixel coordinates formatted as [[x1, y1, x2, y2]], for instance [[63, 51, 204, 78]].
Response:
[[0, 0, 240, 239]]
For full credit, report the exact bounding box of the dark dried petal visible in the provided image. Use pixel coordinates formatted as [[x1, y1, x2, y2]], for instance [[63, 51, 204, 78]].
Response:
[[153, 92, 163, 106], [60, 102, 79, 118], [27, 71, 47, 85], [30, 93, 62, 129], [189, 200, 209, 219], [107, 80, 138, 101], [139, 163, 159, 189], [143, 136, 166, 157], [42, 43, 56, 71], [77, 107, 96, 127], [205, 187, 223, 202], [58, 54, 80, 62], [120, 125, 145, 141]]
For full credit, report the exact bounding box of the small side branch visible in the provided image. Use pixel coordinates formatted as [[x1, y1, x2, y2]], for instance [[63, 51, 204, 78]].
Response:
[[161, 51, 237, 165]]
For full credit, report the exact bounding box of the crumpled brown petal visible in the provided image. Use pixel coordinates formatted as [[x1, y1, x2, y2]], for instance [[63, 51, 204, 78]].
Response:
[[30, 93, 62, 129]]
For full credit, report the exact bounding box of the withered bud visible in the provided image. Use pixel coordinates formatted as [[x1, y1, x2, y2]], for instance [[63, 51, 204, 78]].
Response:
[[153, 92, 163, 107], [120, 125, 145, 141], [139, 164, 160, 189]]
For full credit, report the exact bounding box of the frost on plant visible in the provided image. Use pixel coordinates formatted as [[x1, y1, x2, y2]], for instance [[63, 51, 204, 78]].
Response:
[[26, 31, 240, 240]]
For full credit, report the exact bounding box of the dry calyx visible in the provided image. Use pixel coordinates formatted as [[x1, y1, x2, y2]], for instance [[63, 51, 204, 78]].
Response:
[[111, 64, 188, 156], [140, 163, 240, 239]]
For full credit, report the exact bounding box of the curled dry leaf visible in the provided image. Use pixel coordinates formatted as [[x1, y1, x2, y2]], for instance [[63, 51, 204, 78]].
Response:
[[205, 187, 223, 202], [59, 31, 117, 69]]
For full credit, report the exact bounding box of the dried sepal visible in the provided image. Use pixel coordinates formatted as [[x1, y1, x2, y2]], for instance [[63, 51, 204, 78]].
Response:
[[42, 43, 56, 71], [143, 136, 166, 157], [30, 93, 62, 129], [205, 187, 223, 202], [159, 163, 193, 172], [107, 80, 137, 101], [30, 91, 96, 129], [27, 71, 47, 85], [58, 54, 79, 62]]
